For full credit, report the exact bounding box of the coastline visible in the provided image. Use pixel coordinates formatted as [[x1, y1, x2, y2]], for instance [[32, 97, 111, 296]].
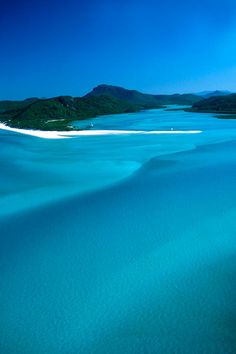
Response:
[[0, 123, 202, 139]]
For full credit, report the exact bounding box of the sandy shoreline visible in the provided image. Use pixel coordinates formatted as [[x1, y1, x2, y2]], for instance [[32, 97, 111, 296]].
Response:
[[0, 123, 202, 139]]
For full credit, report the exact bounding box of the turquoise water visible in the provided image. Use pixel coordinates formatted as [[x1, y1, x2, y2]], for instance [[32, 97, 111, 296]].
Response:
[[1, 107, 236, 353]]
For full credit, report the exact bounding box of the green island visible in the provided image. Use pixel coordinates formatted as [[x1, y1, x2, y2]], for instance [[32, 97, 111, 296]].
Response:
[[186, 93, 236, 118], [0, 85, 202, 131], [0, 95, 141, 131], [1, 85, 235, 131]]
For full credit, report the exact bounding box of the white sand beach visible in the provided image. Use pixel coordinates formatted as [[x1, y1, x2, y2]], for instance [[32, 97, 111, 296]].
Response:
[[0, 123, 202, 139]]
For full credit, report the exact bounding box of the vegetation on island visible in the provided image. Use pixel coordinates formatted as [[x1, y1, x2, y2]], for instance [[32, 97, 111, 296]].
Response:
[[187, 94, 236, 117], [0, 98, 39, 112], [87, 84, 202, 106], [86, 84, 164, 108], [0, 95, 139, 131], [0, 84, 235, 131]]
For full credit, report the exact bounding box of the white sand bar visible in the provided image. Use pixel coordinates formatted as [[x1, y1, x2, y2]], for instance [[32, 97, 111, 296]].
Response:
[[0, 123, 202, 139]]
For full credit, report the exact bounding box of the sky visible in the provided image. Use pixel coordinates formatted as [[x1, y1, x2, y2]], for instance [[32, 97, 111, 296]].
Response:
[[1, 0, 236, 99]]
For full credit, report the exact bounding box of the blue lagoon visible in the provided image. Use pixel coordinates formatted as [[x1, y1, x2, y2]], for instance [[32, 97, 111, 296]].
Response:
[[1, 107, 236, 353]]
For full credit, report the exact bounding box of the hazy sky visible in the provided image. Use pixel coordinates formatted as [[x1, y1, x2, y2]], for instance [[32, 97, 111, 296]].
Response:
[[1, 0, 236, 99]]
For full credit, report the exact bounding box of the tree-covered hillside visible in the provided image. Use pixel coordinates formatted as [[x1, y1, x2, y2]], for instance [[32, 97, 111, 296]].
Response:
[[188, 94, 236, 115], [87, 84, 202, 106], [86, 84, 163, 108], [0, 95, 139, 130], [0, 98, 39, 112]]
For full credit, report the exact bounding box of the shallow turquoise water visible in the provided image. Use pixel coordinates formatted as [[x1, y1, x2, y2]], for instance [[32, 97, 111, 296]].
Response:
[[1, 107, 236, 353]]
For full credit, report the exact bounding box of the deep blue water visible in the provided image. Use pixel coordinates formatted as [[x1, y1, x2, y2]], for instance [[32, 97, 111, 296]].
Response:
[[1, 107, 236, 353]]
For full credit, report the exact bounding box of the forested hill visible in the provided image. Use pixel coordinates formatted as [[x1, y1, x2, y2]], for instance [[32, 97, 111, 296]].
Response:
[[3, 84, 233, 131], [86, 84, 201, 106], [188, 94, 236, 115], [0, 95, 139, 131]]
